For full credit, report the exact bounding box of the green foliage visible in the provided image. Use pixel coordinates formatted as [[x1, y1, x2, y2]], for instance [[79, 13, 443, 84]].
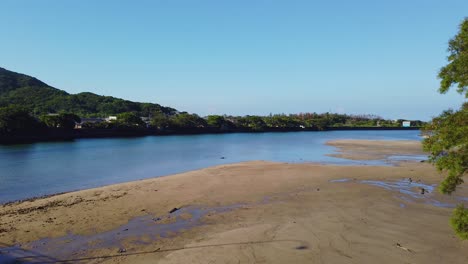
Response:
[[236, 116, 267, 131], [0, 67, 176, 117], [423, 18, 468, 195], [224, 112, 420, 131], [40, 113, 81, 130], [116, 112, 145, 127], [0, 105, 42, 135], [438, 18, 468, 97], [206, 115, 225, 128], [0, 68, 48, 94], [424, 18, 468, 240], [264, 114, 301, 128], [0, 66, 426, 137], [170, 113, 207, 129], [423, 103, 468, 194], [451, 204, 468, 240], [206, 115, 235, 130], [150, 111, 171, 129]]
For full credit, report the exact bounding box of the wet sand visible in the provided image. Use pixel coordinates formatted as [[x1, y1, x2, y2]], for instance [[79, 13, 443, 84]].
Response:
[[326, 139, 426, 160], [1, 140, 468, 263]]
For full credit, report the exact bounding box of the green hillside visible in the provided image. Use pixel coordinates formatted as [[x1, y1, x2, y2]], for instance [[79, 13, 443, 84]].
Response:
[[0, 67, 177, 117]]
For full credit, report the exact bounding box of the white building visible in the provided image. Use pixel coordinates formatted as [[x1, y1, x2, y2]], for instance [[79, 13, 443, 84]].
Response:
[[402, 121, 411, 127], [105, 116, 117, 122]]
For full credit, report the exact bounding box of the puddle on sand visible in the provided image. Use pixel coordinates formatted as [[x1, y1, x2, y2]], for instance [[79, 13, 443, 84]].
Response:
[[0, 203, 245, 262], [325, 152, 427, 167], [359, 179, 435, 199], [329, 178, 352, 183], [387, 155, 428, 162], [0, 245, 59, 264], [330, 178, 468, 209]]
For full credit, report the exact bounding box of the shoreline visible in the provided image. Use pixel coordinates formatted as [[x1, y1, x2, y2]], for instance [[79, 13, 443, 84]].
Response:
[[0, 161, 412, 206], [0, 126, 420, 145], [0, 138, 424, 205], [326, 139, 426, 160], [2, 140, 467, 264]]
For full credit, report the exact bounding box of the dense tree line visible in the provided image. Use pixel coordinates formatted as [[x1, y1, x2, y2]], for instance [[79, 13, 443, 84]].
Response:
[[0, 104, 424, 140], [0, 106, 81, 135], [0, 106, 45, 135]]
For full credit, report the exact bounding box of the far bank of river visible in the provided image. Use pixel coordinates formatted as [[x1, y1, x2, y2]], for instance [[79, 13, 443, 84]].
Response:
[[0, 126, 420, 145]]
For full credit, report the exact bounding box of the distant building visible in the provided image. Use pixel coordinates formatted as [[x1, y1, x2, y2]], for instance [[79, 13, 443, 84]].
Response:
[[106, 116, 117, 122], [77, 116, 117, 128], [75, 118, 105, 129], [402, 121, 411, 127]]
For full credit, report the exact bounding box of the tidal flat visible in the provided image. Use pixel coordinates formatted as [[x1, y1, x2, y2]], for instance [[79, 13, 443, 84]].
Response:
[[1, 139, 468, 263]]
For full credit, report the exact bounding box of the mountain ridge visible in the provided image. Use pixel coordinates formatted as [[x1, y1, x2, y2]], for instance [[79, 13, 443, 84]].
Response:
[[0, 67, 177, 117]]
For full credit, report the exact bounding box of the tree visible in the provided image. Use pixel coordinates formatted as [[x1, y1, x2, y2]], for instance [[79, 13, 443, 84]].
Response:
[[206, 115, 235, 130], [0, 105, 42, 135], [40, 113, 81, 130], [451, 204, 468, 240], [438, 18, 468, 97], [423, 18, 468, 239], [170, 113, 207, 130], [116, 112, 145, 127], [150, 111, 171, 129], [58, 113, 81, 129], [206, 115, 225, 128], [423, 104, 467, 194]]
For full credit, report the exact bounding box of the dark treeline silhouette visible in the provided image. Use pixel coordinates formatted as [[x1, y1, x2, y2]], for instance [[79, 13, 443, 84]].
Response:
[[0, 105, 423, 144]]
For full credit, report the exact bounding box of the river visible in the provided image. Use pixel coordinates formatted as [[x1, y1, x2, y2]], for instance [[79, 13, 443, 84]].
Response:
[[0, 130, 422, 203]]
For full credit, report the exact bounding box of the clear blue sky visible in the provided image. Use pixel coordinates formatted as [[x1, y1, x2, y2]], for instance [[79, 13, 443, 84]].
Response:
[[1, 0, 467, 120]]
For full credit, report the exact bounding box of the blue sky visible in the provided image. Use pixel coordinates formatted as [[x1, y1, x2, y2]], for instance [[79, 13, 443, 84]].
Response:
[[1, 0, 467, 120]]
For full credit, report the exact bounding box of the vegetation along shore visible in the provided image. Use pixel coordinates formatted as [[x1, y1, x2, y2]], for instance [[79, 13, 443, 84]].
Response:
[[0, 67, 423, 144]]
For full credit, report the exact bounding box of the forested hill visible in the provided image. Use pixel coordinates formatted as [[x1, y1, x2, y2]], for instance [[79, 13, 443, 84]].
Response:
[[0, 67, 177, 117]]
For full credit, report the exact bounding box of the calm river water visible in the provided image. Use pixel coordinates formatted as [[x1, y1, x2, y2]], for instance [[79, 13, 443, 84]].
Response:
[[0, 130, 422, 203]]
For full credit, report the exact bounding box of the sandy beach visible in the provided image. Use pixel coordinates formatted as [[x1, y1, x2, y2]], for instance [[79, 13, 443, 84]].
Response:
[[1, 140, 468, 263]]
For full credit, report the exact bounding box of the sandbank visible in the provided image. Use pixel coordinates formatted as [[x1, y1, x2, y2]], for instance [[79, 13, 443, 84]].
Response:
[[1, 140, 467, 263]]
